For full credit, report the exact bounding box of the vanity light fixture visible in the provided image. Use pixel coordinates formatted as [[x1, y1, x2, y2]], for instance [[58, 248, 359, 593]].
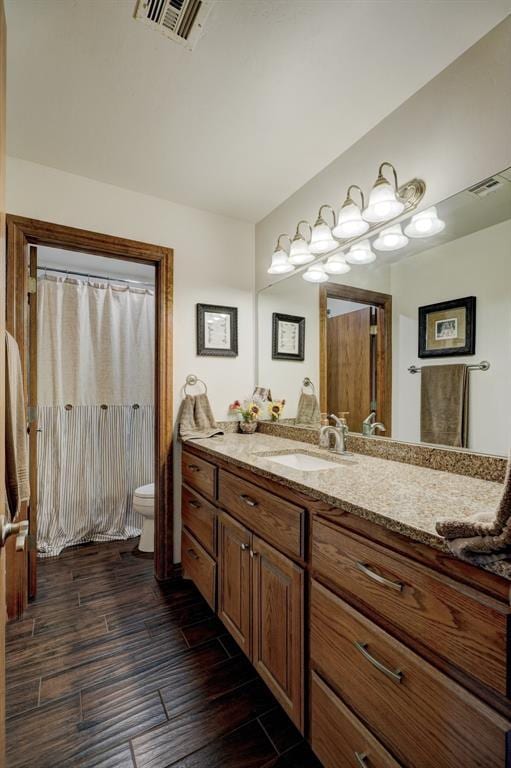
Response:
[[309, 205, 339, 254], [332, 185, 369, 239], [289, 220, 314, 265], [324, 253, 351, 275], [345, 239, 376, 265], [363, 162, 405, 223], [404, 206, 446, 238], [373, 223, 408, 252], [302, 262, 329, 283], [267, 234, 295, 274]]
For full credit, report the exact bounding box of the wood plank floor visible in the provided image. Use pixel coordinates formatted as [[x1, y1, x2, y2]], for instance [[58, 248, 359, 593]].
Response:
[[5, 540, 322, 768]]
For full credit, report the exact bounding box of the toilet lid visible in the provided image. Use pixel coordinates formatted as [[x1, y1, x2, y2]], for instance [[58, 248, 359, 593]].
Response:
[[134, 483, 154, 499]]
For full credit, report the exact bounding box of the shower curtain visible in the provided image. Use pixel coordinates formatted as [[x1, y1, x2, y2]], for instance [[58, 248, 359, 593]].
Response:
[[37, 275, 155, 556]]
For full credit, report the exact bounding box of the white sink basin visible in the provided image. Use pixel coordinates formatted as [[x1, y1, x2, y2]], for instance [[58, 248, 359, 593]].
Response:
[[264, 452, 337, 472]]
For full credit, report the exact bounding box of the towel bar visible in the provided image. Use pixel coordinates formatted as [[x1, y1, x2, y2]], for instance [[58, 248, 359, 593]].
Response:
[[408, 360, 490, 374]]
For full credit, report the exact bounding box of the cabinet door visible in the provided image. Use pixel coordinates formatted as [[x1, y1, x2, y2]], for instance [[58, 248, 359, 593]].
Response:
[[252, 535, 304, 731], [217, 511, 252, 658]]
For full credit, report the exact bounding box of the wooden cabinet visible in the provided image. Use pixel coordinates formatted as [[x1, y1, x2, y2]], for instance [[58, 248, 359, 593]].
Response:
[[182, 450, 217, 501], [217, 511, 252, 657], [217, 511, 304, 730], [182, 484, 216, 557], [252, 534, 304, 730], [181, 528, 216, 610], [310, 579, 511, 768]]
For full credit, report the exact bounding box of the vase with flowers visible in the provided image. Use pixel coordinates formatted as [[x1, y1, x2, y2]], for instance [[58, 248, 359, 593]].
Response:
[[268, 399, 286, 422], [229, 399, 260, 433]]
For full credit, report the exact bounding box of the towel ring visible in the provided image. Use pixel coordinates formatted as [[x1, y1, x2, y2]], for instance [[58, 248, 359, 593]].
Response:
[[184, 374, 208, 395], [302, 377, 315, 394]]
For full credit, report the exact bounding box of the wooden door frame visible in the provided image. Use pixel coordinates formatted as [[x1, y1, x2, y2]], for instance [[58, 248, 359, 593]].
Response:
[[319, 282, 392, 435], [5, 215, 174, 599]]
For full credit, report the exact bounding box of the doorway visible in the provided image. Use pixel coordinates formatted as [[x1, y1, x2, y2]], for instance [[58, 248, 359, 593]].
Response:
[[5, 216, 174, 619], [319, 282, 392, 436]]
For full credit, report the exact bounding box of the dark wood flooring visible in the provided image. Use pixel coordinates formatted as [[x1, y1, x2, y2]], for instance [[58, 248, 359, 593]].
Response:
[[5, 539, 322, 768]]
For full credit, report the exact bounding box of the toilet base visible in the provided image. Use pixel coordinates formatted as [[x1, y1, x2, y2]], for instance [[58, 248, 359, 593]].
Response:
[[138, 518, 154, 553]]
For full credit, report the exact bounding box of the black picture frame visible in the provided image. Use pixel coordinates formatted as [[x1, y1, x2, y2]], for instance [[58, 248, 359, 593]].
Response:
[[196, 303, 238, 357], [272, 312, 305, 361], [418, 296, 476, 359]]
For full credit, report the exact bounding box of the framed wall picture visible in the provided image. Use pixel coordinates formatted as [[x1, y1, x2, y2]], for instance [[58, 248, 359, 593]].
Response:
[[272, 312, 305, 361], [196, 303, 238, 357], [418, 296, 476, 358]]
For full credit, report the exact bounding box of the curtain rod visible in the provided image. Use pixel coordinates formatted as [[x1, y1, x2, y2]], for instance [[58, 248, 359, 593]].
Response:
[[38, 265, 155, 288]]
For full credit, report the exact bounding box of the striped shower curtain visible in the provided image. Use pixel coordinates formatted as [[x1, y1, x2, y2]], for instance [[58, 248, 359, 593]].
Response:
[[37, 275, 155, 556]]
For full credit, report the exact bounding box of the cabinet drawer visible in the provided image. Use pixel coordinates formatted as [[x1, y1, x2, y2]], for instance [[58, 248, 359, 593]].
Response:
[[310, 580, 511, 768], [182, 484, 216, 556], [312, 519, 510, 696], [218, 470, 304, 559], [182, 528, 216, 610], [311, 672, 401, 768], [182, 451, 217, 500]]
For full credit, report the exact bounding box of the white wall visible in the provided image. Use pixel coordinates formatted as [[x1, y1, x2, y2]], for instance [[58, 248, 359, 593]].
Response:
[[6, 157, 255, 560], [391, 219, 511, 456], [255, 17, 511, 290]]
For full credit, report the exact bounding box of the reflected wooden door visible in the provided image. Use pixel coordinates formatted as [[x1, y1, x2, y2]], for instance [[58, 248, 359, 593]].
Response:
[[0, 0, 7, 759], [327, 307, 372, 433]]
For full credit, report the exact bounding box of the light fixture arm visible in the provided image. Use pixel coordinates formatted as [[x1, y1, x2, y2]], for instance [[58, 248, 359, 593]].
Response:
[[294, 220, 312, 241], [317, 204, 336, 226], [377, 162, 399, 192], [274, 233, 292, 251], [345, 184, 365, 209]]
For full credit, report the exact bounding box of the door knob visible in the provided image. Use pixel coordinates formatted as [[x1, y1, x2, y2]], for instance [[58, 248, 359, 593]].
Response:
[[0, 516, 29, 551]]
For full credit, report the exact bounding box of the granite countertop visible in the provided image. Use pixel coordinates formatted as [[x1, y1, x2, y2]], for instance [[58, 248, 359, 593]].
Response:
[[189, 432, 508, 577]]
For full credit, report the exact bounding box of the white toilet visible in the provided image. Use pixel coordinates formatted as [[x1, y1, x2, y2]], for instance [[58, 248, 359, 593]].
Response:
[[133, 483, 155, 553]]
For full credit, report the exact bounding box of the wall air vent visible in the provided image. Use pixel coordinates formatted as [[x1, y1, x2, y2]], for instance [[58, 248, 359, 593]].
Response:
[[468, 176, 506, 198], [134, 0, 214, 50]]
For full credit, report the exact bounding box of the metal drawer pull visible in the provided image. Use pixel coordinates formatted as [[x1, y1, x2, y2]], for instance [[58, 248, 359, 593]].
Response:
[[188, 500, 201, 509], [356, 562, 403, 593], [240, 543, 248, 551], [187, 548, 200, 560], [188, 465, 201, 472], [355, 753, 368, 768], [355, 641, 403, 683], [250, 549, 259, 558], [240, 494, 258, 507]]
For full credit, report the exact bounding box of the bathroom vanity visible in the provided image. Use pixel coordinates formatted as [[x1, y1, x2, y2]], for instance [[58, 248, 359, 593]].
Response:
[[181, 432, 511, 768]]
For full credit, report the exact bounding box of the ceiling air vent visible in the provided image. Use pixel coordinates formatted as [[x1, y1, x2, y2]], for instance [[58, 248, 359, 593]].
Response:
[[468, 176, 506, 198], [134, 0, 214, 50]]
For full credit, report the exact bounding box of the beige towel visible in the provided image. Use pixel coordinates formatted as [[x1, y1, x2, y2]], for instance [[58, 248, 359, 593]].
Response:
[[436, 456, 511, 562], [5, 331, 30, 518], [179, 393, 224, 442], [420, 364, 468, 447], [295, 393, 320, 425]]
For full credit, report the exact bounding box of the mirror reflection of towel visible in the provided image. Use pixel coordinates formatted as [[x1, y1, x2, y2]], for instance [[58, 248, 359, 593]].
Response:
[[420, 364, 468, 448], [179, 394, 224, 442], [5, 331, 30, 519], [295, 392, 320, 425]]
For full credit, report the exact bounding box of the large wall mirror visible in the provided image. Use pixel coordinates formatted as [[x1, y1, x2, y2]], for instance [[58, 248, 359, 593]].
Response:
[[256, 167, 511, 457]]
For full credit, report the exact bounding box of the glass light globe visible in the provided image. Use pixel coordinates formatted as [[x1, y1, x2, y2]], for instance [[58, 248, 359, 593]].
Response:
[[345, 240, 376, 265], [267, 248, 295, 274], [324, 254, 351, 275], [332, 201, 369, 239], [309, 221, 338, 254], [302, 263, 328, 283], [404, 206, 445, 238], [289, 235, 314, 265], [373, 224, 408, 252], [363, 181, 405, 223]]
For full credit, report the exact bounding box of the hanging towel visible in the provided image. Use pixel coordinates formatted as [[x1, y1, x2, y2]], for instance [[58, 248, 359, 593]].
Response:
[[436, 456, 511, 563], [179, 394, 224, 442], [420, 364, 469, 447], [5, 331, 30, 518], [295, 392, 321, 425]]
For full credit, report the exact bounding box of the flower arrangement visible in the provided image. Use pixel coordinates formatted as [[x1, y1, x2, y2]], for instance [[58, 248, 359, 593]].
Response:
[[229, 399, 260, 423], [268, 399, 286, 422]]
